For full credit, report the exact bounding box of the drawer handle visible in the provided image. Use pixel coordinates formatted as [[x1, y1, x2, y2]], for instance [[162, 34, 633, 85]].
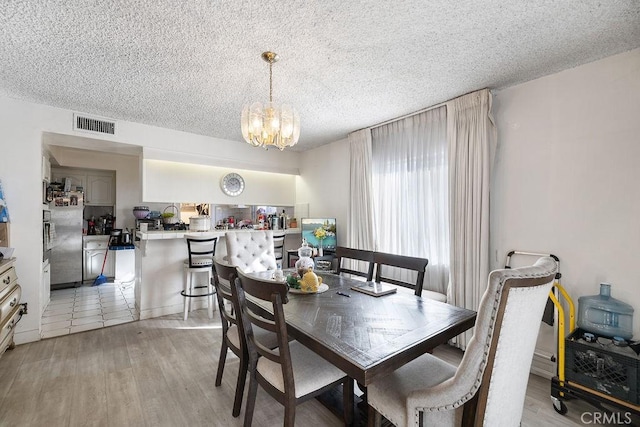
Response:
[[9, 298, 17, 307], [7, 319, 15, 330], [2, 277, 9, 285]]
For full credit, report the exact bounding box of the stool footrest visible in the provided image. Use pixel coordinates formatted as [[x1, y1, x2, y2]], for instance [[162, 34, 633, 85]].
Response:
[[181, 286, 216, 298]]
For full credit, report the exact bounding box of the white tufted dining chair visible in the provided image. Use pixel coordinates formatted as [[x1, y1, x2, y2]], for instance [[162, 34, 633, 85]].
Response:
[[366, 256, 558, 427], [224, 230, 277, 273]]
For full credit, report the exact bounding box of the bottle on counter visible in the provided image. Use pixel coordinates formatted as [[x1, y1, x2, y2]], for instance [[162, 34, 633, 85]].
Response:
[[279, 210, 286, 230], [88, 216, 96, 235]]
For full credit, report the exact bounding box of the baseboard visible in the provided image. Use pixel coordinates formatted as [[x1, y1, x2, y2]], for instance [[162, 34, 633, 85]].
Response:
[[14, 328, 42, 345], [138, 300, 214, 320], [531, 350, 556, 380], [139, 303, 183, 320]]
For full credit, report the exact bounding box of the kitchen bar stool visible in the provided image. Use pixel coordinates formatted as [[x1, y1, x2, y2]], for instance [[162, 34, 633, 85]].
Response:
[[182, 235, 218, 321]]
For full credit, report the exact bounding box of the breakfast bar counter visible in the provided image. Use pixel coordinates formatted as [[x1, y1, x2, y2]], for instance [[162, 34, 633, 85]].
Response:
[[133, 228, 301, 319]]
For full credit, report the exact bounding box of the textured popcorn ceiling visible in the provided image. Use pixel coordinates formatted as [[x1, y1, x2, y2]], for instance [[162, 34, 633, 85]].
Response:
[[0, 1, 639, 151]]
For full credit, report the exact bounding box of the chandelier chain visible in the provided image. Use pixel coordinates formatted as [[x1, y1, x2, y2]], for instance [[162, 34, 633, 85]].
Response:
[[269, 60, 273, 103]]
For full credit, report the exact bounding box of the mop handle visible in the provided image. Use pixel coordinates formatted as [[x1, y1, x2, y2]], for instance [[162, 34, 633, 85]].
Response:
[[99, 236, 112, 274]]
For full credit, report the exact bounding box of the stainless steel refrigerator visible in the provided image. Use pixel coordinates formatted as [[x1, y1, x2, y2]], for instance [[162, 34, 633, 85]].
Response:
[[50, 191, 84, 288]]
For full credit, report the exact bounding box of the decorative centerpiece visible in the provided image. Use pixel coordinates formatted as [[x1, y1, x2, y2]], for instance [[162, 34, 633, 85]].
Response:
[[299, 270, 322, 292], [294, 239, 314, 276], [288, 239, 318, 291]]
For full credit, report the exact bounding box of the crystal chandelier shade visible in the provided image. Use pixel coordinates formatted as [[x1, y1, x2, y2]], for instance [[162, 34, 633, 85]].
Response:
[[241, 52, 300, 150]]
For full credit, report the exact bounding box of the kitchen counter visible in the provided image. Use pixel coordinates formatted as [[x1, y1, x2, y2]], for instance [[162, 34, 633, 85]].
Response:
[[133, 228, 302, 320], [135, 227, 300, 241], [83, 234, 111, 241]]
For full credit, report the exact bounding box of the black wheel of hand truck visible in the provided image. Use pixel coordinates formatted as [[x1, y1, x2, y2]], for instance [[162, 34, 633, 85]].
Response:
[[553, 399, 568, 415]]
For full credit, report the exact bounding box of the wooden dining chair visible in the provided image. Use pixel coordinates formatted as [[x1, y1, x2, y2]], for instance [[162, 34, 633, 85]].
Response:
[[373, 252, 444, 300], [212, 259, 278, 418], [335, 246, 375, 280], [234, 269, 354, 427], [366, 257, 558, 427]]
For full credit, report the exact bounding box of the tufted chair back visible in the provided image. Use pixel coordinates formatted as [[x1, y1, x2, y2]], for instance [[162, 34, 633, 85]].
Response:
[[225, 231, 277, 273], [367, 256, 558, 426]]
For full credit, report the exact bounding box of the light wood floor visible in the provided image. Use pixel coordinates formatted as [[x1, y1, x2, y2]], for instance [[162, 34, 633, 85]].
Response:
[[0, 309, 636, 426]]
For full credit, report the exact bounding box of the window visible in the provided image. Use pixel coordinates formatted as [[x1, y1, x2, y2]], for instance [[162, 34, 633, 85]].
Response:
[[370, 106, 449, 294]]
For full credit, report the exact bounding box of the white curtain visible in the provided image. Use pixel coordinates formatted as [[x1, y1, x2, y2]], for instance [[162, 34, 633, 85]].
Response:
[[370, 106, 449, 295], [447, 88, 496, 350], [348, 129, 376, 251]]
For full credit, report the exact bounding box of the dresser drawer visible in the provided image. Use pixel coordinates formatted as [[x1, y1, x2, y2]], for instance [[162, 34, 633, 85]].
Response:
[[0, 284, 21, 322], [0, 305, 22, 354], [0, 266, 17, 294]]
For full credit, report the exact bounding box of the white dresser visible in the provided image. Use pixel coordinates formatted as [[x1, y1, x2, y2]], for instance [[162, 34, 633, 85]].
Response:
[[0, 258, 25, 358]]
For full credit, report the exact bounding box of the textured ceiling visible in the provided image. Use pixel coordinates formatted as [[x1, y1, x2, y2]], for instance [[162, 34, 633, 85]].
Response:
[[1, 1, 639, 151]]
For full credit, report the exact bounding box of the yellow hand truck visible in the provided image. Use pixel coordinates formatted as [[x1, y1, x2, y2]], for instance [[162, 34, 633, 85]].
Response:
[[506, 250, 640, 418]]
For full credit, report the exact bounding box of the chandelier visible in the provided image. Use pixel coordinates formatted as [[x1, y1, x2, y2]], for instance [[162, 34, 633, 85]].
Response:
[[241, 52, 300, 150]]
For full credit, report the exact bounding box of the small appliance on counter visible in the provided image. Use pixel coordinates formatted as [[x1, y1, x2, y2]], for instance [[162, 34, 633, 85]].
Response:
[[135, 218, 159, 231], [108, 228, 134, 248], [189, 215, 210, 231]]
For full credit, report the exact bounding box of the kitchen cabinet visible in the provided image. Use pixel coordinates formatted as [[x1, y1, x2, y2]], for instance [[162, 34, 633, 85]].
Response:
[[86, 173, 115, 206], [51, 168, 115, 206], [83, 237, 115, 280]]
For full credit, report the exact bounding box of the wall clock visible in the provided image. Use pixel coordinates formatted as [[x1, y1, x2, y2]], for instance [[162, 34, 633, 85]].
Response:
[[221, 173, 245, 197]]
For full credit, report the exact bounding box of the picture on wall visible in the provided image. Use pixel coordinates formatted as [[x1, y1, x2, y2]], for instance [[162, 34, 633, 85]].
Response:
[[301, 218, 337, 250]]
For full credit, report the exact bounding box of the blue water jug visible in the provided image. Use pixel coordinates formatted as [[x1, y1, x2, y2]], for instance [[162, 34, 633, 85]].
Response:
[[577, 283, 634, 340]]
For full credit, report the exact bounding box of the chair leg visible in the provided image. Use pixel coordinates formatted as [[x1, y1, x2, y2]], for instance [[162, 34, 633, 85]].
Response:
[[215, 340, 228, 387], [207, 272, 214, 319], [232, 355, 249, 417], [243, 375, 258, 427], [183, 270, 190, 321], [343, 377, 354, 426], [283, 397, 296, 427]]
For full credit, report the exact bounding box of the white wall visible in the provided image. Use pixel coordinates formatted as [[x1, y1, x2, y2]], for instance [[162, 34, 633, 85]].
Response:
[[298, 138, 351, 245], [491, 48, 640, 343], [143, 159, 296, 206], [0, 95, 302, 344]]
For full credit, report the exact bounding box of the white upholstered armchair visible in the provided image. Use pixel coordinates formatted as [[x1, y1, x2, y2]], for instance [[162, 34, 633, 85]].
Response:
[[224, 230, 277, 273], [367, 256, 558, 427]]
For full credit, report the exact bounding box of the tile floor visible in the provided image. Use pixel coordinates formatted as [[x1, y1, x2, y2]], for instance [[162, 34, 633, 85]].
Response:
[[41, 282, 138, 339]]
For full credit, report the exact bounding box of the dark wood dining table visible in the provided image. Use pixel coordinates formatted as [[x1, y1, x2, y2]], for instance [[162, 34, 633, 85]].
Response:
[[247, 270, 476, 387]]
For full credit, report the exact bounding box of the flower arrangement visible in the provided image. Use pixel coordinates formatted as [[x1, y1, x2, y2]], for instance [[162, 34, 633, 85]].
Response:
[[313, 226, 328, 241]]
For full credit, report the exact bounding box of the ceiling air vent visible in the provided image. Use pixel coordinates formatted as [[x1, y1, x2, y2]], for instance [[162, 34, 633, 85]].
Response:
[[73, 114, 116, 135]]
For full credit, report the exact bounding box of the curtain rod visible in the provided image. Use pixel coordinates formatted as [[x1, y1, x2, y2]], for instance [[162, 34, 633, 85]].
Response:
[[353, 100, 447, 134], [353, 88, 494, 134]]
